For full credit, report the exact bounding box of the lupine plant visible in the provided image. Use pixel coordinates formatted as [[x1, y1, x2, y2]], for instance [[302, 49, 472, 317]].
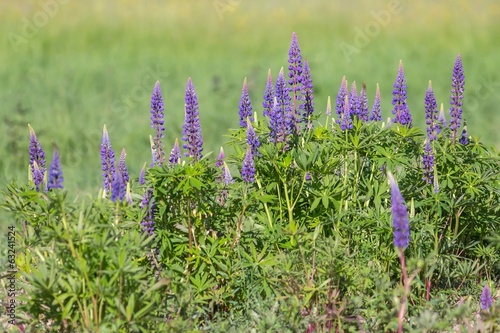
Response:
[[2, 32, 499, 333]]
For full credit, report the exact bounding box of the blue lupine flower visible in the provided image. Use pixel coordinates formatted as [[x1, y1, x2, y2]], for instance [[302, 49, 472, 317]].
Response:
[[241, 146, 255, 183], [246, 120, 260, 157], [288, 31, 303, 128], [359, 83, 369, 122], [340, 95, 353, 131], [118, 148, 129, 185], [388, 172, 410, 249], [262, 69, 274, 117], [300, 59, 314, 129], [392, 61, 413, 127], [425, 81, 439, 141], [111, 167, 125, 202], [239, 77, 253, 127], [450, 54, 465, 143], [169, 138, 181, 166], [459, 123, 469, 145], [150, 81, 165, 166], [349, 81, 360, 119], [369, 83, 382, 121], [47, 145, 63, 190], [182, 77, 203, 161], [100, 125, 115, 195], [28, 124, 46, 191], [335, 76, 348, 125], [422, 140, 434, 185], [481, 285, 493, 310]]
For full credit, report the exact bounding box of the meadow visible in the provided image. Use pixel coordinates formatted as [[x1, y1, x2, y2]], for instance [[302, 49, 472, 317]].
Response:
[[0, 1, 499, 332]]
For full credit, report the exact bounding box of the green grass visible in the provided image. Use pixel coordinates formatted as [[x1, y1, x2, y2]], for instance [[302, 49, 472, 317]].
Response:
[[1, 0, 500, 196]]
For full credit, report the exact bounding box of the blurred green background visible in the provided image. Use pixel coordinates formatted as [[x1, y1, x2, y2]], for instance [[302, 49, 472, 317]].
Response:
[[1, 0, 499, 196]]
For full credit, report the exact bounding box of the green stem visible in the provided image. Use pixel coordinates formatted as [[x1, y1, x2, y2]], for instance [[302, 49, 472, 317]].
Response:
[[256, 178, 273, 228]]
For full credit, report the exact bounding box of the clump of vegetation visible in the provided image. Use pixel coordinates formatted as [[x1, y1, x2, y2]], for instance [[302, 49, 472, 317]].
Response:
[[1, 32, 499, 332]]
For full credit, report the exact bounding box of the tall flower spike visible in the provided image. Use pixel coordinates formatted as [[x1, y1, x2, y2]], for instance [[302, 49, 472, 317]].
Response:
[[459, 122, 469, 145], [140, 188, 155, 236], [288, 31, 303, 126], [47, 144, 63, 190], [359, 83, 369, 122], [481, 285, 493, 310], [111, 166, 125, 202], [247, 119, 261, 156], [340, 95, 353, 131], [139, 162, 146, 185], [424, 81, 439, 141], [300, 59, 314, 129], [269, 97, 283, 144], [274, 68, 292, 140], [262, 69, 274, 117], [349, 81, 361, 119], [150, 81, 165, 166], [370, 83, 382, 121], [388, 171, 410, 249], [326, 96, 332, 116], [241, 146, 255, 183], [335, 76, 348, 125], [436, 103, 447, 135], [450, 54, 465, 144], [392, 60, 413, 127], [223, 161, 234, 185], [100, 125, 115, 195], [169, 138, 181, 166], [28, 124, 46, 190], [239, 77, 253, 127], [182, 77, 203, 161], [422, 140, 434, 185], [118, 148, 129, 185], [216, 146, 225, 168]]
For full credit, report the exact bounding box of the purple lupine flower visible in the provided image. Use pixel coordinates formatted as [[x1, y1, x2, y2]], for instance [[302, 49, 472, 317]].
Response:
[[246, 120, 260, 157], [269, 97, 282, 144], [424, 81, 439, 141], [150, 81, 165, 166], [459, 124, 469, 145], [335, 76, 348, 125], [47, 145, 63, 190], [111, 167, 125, 202], [169, 138, 181, 166], [449, 54, 465, 144], [300, 59, 314, 129], [262, 69, 274, 117], [139, 162, 146, 185], [392, 61, 413, 127], [326, 96, 332, 117], [288, 31, 303, 129], [28, 124, 46, 191], [216, 147, 225, 168], [218, 161, 234, 206], [100, 125, 116, 195], [276, 67, 294, 137], [241, 146, 255, 183], [239, 77, 253, 127], [349, 81, 361, 119], [223, 161, 234, 185], [422, 140, 434, 185], [182, 77, 203, 161], [370, 83, 382, 121], [436, 103, 447, 135], [481, 285, 493, 310], [118, 148, 129, 185], [388, 172, 410, 249], [340, 95, 353, 131], [359, 83, 369, 122], [141, 188, 155, 236]]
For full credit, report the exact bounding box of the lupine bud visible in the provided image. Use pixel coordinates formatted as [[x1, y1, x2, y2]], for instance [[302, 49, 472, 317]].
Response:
[[300, 59, 314, 129], [47, 145, 63, 190], [150, 81, 165, 166], [239, 77, 253, 127], [425, 81, 439, 141], [388, 171, 410, 249], [28, 124, 46, 191], [246, 119, 260, 157], [111, 167, 125, 202], [359, 83, 369, 122], [335, 76, 348, 125], [369, 83, 382, 121], [480, 285, 493, 310], [392, 60, 413, 127], [450, 54, 465, 143], [32, 161, 44, 192], [340, 95, 353, 131], [182, 77, 203, 161], [169, 138, 181, 166], [436, 103, 447, 134], [262, 69, 274, 117], [241, 146, 255, 183], [459, 123, 469, 145], [422, 140, 434, 185], [139, 162, 146, 185], [118, 148, 129, 185], [216, 147, 225, 168], [326, 96, 332, 116], [100, 125, 115, 195]]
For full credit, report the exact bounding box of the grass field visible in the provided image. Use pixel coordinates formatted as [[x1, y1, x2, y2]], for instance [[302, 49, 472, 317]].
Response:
[[1, 0, 500, 195]]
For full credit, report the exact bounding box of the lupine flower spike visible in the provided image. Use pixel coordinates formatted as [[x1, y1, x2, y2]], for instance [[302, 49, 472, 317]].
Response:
[[169, 138, 181, 166], [118, 148, 129, 185], [182, 77, 203, 161], [340, 95, 353, 131], [388, 171, 410, 249], [349, 81, 360, 120], [436, 103, 447, 135], [28, 124, 46, 191], [238, 77, 253, 127], [262, 69, 274, 117], [335, 76, 348, 125], [223, 161, 234, 185], [111, 167, 125, 203], [481, 285, 493, 310], [369, 83, 382, 121], [275, 67, 294, 137], [359, 83, 369, 122], [216, 147, 225, 168], [246, 119, 260, 157], [422, 140, 434, 185], [150, 81, 165, 166], [139, 162, 146, 185], [424, 81, 439, 141], [47, 144, 63, 190], [100, 125, 115, 196], [450, 54, 465, 144], [300, 59, 314, 129], [459, 122, 469, 145], [288, 31, 303, 127], [392, 60, 412, 127], [241, 146, 255, 183]]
